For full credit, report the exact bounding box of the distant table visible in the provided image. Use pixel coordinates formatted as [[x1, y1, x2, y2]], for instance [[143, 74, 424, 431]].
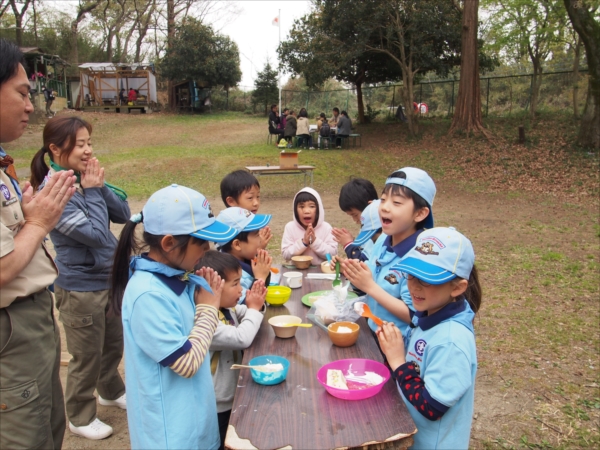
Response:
[[225, 267, 416, 450], [245, 165, 315, 187]]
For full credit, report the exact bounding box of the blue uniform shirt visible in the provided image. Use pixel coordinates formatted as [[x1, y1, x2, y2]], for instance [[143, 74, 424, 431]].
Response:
[[122, 265, 219, 450], [402, 299, 477, 449], [364, 232, 419, 335]]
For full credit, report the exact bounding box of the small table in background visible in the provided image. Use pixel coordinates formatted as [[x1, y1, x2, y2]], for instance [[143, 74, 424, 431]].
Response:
[[245, 165, 315, 187]]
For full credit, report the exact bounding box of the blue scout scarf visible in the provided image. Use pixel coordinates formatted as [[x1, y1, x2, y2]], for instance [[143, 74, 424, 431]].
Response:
[[129, 255, 213, 294]]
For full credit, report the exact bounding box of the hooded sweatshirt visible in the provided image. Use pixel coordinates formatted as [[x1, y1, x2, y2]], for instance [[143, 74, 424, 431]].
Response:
[[281, 187, 338, 264]]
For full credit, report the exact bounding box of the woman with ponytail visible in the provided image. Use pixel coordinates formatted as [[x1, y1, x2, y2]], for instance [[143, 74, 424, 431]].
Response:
[[31, 116, 130, 440]]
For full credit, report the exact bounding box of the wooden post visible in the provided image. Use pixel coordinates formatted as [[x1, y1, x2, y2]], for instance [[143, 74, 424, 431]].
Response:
[[518, 126, 525, 144]]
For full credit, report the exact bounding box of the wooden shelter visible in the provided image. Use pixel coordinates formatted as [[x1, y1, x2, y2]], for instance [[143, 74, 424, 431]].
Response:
[[77, 62, 157, 113], [21, 47, 69, 110]]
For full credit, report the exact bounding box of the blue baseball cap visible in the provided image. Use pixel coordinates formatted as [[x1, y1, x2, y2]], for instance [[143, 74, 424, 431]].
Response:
[[392, 227, 475, 284], [385, 167, 436, 229], [353, 199, 382, 246], [216, 207, 272, 243], [142, 184, 237, 244]]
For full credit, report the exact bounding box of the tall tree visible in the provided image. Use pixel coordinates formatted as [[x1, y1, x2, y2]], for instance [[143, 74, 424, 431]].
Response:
[[279, 0, 403, 123], [71, 1, 102, 67], [449, 0, 490, 136], [563, 0, 600, 149], [9, 0, 32, 45], [252, 62, 279, 115], [483, 0, 566, 119], [365, 0, 463, 134], [160, 19, 241, 89]]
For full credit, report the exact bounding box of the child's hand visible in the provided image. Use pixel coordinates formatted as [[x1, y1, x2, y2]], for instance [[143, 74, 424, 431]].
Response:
[[376, 322, 406, 371], [252, 249, 272, 281], [193, 267, 223, 309], [245, 279, 267, 311], [329, 255, 342, 271], [303, 224, 315, 246], [259, 226, 273, 249], [341, 259, 375, 292], [332, 227, 354, 247]]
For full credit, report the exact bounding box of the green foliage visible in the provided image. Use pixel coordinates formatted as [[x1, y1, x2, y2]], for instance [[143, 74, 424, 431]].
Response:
[[252, 63, 279, 115], [160, 19, 241, 88], [363, 104, 381, 123]]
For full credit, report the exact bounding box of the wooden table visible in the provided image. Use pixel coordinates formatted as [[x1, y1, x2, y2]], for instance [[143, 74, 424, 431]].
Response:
[[225, 268, 416, 450], [245, 165, 315, 187]]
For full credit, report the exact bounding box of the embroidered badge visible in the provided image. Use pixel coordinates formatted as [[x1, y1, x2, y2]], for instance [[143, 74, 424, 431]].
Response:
[[384, 273, 399, 285], [243, 209, 252, 217], [21, 389, 30, 399], [415, 242, 439, 256], [0, 183, 11, 201], [415, 339, 427, 356]]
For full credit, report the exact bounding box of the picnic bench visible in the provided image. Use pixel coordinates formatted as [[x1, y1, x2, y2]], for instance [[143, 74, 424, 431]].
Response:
[[225, 266, 416, 450], [245, 165, 315, 187]]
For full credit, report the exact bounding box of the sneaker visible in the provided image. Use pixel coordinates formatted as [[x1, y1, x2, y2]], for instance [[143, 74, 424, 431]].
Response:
[[337, 146, 342, 149], [69, 418, 113, 440], [309, 147, 315, 150], [99, 393, 126, 410]]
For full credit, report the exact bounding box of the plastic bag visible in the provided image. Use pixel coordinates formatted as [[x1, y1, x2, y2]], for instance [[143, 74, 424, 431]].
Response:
[[307, 282, 363, 332]]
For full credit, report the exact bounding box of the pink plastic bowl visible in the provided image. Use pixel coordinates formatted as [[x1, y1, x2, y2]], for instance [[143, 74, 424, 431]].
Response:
[[316, 358, 390, 401]]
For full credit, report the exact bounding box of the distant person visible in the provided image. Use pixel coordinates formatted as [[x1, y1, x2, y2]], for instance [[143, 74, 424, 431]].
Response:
[[119, 88, 126, 105], [317, 113, 330, 148], [128, 88, 137, 103], [42, 84, 55, 117], [279, 108, 289, 131], [296, 109, 314, 149], [284, 110, 297, 145], [329, 107, 340, 127], [336, 110, 352, 148], [268, 104, 284, 143]]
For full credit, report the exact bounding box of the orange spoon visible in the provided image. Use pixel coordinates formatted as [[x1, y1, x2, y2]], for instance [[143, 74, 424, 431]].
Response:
[[354, 302, 383, 327]]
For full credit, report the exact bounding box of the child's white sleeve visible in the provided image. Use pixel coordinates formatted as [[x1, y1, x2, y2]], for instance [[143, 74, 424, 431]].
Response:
[[310, 223, 338, 258], [281, 222, 307, 260], [209, 307, 264, 351]]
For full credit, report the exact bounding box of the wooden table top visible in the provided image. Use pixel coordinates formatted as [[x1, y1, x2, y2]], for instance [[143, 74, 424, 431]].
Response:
[[246, 165, 315, 172], [226, 268, 416, 450]]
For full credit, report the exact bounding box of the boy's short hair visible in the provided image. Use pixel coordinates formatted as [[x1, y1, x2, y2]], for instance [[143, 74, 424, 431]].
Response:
[[333, 107, 340, 114], [383, 170, 432, 229], [283, 108, 289, 113], [339, 178, 378, 212], [218, 231, 250, 254], [196, 250, 241, 280], [220, 170, 260, 207], [294, 191, 320, 226]]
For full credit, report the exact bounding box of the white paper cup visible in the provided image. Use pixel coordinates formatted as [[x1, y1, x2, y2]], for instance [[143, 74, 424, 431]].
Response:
[[282, 271, 303, 289]]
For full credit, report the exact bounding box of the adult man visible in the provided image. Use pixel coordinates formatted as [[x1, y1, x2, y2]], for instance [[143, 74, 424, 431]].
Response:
[[268, 104, 284, 143], [42, 84, 55, 117], [0, 39, 76, 449], [329, 107, 340, 127]]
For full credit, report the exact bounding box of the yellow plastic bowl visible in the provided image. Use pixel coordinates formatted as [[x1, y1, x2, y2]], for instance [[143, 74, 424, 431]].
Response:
[[265, 286, 292, 306]]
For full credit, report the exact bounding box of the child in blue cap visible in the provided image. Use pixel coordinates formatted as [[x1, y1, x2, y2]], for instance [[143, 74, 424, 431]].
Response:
[[342, 167, 436, 340], [110, 184, 237, 450], [377, 227, 481, 449], [216, 207, 273, 304], [332, 178, 381, 262]]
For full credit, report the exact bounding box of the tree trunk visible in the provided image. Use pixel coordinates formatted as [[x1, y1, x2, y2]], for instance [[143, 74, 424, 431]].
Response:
[[572, 36, 582, 118], [449, 0, 490, 137], [529, 61, 543, 120], [70, 1, 101, 68], [356, 82, 365, 124], [167, 0, 176, 110], [402, 70, 418, 135], [564, 0, 600, 149], [14, 15, 23, 46]]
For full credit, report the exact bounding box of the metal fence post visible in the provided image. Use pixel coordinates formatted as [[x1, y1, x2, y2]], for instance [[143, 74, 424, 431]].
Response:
[[486, 78, 490, 117], [450, 80, 455, 117]]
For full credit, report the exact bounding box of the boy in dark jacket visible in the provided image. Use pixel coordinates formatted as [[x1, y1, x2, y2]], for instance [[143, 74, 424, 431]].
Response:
[[284, 110, 297, 144]]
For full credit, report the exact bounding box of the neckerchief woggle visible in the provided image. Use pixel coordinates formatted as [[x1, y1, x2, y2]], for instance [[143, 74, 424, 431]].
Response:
[[49, 159, 128, 201], [129, 255, 213, 294]]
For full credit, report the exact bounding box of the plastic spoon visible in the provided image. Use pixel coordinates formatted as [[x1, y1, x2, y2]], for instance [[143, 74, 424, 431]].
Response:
[[354, 301, 383, 327], [332, 261, 341, 288], [230, 364, 268, 371], [279, 323, 313, 328], [326, 253, 332, 264]]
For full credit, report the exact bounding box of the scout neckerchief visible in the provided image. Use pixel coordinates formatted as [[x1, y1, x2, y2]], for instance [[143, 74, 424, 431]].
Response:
[[210, 308, 242, 375], [0, 148, 21, 200], [48, 159, 128, 201], [129, 255, 213, 293]]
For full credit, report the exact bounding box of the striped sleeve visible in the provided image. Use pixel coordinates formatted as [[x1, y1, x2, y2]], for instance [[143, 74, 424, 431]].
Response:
[[168, 304, 219, 378]]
